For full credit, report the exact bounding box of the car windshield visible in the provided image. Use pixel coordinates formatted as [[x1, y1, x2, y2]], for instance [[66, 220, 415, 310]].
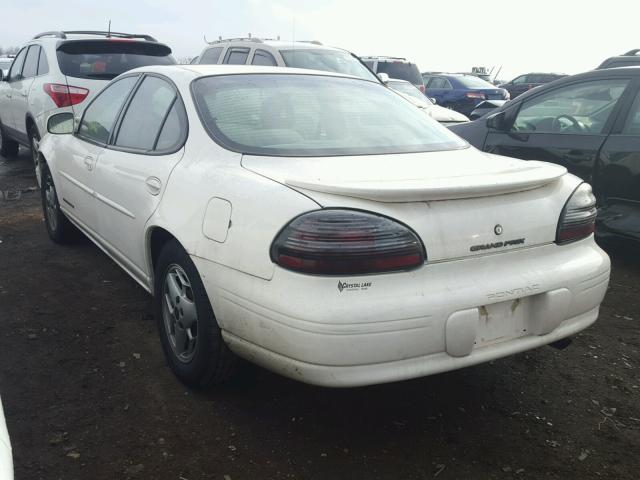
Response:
[[280, 48, 377, 81], [57, 40, 175, 80], [192, 74, 466, 157], [375, 61, 423, 85], [388, 80, 429, 103], [455, 75, 496, 89]]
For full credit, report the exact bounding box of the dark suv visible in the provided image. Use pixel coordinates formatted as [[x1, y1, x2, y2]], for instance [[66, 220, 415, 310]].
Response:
[[451, 67, 640, 244], [598, 49, 640, 69], [499, 73, 566, 99]]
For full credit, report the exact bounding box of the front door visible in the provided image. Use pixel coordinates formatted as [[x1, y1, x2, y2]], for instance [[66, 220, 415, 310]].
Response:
[[93, 75, 187, 281], [56, 75, 140, 234], [484, 77, 634, 183]]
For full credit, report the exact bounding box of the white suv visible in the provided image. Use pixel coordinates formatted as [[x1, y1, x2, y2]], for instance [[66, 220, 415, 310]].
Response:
[[195, 37, 378, 81], [0, 30, 175, 171]]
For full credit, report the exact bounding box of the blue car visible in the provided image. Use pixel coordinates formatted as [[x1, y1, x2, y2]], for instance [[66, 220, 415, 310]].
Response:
[[422, 73, 509, 116]]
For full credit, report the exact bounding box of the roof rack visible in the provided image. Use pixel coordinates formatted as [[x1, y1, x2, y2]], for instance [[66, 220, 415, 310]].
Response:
[[33, 31, 157, 42], [360, 56, 407, 61], [623, 49, 640, 56], [297, 40, 323, 45]]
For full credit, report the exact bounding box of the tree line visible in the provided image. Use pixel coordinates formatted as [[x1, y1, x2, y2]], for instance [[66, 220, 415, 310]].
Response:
[[0, 46, 20, 56]]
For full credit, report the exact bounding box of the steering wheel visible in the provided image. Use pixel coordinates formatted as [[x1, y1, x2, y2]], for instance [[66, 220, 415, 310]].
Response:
[[552, 114, 586, 133]]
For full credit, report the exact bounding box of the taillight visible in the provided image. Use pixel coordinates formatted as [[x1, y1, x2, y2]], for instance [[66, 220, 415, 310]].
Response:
[[556, 183, 597, 244], [43, 83, 89, 108], [270, 209, 425, 275], [465, 91, 486, 99], [419, 84, 425, 93]]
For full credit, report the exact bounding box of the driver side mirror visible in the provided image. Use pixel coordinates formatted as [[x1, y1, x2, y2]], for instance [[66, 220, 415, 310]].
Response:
[[377, 72, 389, 84], [429, 97, 437, 105], [486, 111, 507, 131], [47, 112, 75, 135]]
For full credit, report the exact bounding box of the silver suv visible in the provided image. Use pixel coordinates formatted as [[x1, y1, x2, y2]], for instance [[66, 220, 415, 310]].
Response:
[[195, 37, 377, 81], [0, 30, 175, 169], [360, 56, 424, 93]]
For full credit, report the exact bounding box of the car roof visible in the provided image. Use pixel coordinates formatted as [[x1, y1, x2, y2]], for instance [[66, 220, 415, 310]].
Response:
[[204, 39, 344, 52], [500, 66, 640, 105], [130, 64, 378, 82], [360, 56, 411, 63]]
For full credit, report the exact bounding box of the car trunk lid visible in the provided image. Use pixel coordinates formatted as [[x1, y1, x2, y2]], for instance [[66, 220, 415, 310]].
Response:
[[242, 148, 572, 262]]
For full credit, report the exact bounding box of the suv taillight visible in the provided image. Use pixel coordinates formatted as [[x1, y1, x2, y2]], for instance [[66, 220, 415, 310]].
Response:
[[556, 183, 597, 244], [270, 210, 425, 275], [43, 83, 89, 108]]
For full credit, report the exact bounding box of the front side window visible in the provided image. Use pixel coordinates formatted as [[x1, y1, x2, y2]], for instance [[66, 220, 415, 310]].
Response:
[[115, 76, 177, 150], [224, 48, 250, 65], [192, 74, 467, 157], [513, 79, 629, 135], [22, 46, 40, 78], [7, 47, 27, 81], [78, 76, 139, 144], [199, 47, 223, 64], [252, 49, 277, 66], [280, 49, 377, 81]]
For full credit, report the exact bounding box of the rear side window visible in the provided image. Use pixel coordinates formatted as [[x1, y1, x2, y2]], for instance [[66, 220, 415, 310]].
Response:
[[375, 61, 422, 85], [78, 76, 139, 144], [623, 91, 640, 135], [155, 103, 187, 151], [281, 49, 377, 81], [224, 48, 250, 65], [22, 46, 40, 78], [199, 47, 223, 64], [115, 76, 177, 151], [37, 49, 49, 75], [57, 41, 175, 80], [252, 49, 277, 66], [427, 78, 451, 89]]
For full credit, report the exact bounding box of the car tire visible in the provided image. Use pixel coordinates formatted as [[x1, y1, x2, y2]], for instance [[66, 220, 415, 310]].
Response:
[[155, 239, 238, 388], [0, 121, 19, 158], [41, 164, 76, 243], [28, 124, 40, 167]]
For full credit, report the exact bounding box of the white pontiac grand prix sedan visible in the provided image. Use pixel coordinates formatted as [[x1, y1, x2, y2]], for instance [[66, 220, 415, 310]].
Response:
[[38, 65, 610, 388]]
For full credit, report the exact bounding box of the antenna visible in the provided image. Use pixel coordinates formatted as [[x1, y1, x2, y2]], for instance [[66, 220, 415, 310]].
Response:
[[107, 19, 111, 38], [248, 32, 251, 38]]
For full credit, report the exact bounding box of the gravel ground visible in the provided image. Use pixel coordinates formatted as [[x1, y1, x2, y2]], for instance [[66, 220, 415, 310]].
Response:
[[0, 151, 639, 480]]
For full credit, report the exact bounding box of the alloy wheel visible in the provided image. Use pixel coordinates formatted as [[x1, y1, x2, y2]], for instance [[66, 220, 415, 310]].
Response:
[[162, 264, 198, 362]]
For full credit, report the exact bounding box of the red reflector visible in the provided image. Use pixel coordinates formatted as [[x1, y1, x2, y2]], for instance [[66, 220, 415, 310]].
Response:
[[43, 83, 89, 108], [557, 223, 595, 243], [419, 84, 425, 93]]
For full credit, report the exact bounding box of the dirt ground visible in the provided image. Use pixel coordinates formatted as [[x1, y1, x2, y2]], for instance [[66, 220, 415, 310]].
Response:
[[0, 151, 639, 480]]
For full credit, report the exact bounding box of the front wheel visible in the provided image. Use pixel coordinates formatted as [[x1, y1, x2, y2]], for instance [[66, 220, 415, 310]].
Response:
[[154, 240, 238, 388], [28, 124, 40, 166], [41, 165, 76, 243]]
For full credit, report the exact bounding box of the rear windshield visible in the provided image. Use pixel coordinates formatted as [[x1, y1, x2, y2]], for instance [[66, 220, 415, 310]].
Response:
[[192, 74, 466, 157], [280, 49, 377, 81], [57, 40, 175, 80], [455, 75, 496, 88], [375, 61, 423, 85]]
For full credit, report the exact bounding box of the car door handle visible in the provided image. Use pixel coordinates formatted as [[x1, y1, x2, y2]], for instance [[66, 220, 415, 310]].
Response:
[[84, 156, 96, 171], [145, 176, 162, 196]]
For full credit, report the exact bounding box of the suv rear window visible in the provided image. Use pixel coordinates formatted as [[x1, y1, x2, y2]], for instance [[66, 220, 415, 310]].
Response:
[[280, 49, 377, 81], [57, 40, 175, 80], [375, 61, 422, 85]]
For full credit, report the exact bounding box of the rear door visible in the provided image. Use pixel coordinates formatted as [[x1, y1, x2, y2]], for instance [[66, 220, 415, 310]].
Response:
[[484, 77, 633, 182], [425, 77, 453, 105], [57, 75, 140, 232], [93, 74, 187, 278], [594, 81, 640, 240]]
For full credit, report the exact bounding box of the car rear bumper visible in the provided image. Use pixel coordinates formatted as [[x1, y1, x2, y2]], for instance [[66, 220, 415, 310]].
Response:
[[193, 238, 610, 387]]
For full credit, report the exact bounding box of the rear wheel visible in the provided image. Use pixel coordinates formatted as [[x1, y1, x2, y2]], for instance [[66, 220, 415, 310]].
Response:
[[28, 124, 40, 166], [41, 165, 76, 243], [0, 121, 19, 158], [155, 240, 238, 388]]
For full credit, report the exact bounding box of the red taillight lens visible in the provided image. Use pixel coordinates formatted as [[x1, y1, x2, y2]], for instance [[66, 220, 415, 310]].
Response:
[[556, 183, 597, 244], [465, 91, 486, 99], [419, 84, 425, 93], [271, 210, 425, 275], [43, 83, 89, 108]]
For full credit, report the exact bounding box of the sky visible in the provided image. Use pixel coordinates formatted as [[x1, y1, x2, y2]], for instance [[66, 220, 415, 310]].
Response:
[[1, 0, 639, 81]]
